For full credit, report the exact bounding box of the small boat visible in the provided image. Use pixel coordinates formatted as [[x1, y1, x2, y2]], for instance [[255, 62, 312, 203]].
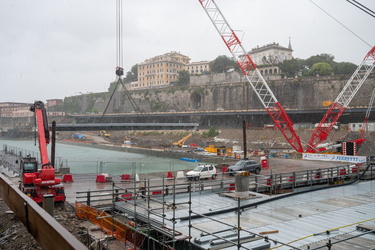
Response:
[[180, 158, 200, 162]]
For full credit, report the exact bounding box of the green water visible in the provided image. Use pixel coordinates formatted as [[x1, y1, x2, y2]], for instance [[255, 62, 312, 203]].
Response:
[[0, 140, 200, 175]]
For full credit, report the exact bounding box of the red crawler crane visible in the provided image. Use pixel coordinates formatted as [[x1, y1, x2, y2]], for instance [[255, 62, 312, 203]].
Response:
[[198, 0, 303, 152], [307, 46, 375, 153]]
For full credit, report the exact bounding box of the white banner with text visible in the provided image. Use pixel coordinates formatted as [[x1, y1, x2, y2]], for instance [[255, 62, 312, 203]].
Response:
[[302, 153, 366, 163]]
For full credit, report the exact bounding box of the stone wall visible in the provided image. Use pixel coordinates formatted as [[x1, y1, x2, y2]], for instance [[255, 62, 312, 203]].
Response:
[[63, 73, 375, 114]]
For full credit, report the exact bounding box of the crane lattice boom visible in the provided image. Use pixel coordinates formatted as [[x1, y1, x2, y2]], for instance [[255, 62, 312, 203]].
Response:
[[307, 46, 375, 152], [198, 0, 303, 152], [360, 85, 375, 140]]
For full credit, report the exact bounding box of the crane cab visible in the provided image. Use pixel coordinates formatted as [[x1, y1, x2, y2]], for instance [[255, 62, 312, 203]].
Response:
[[20, 157, 38, 174], [20, 157, 38, 186], [19, 156, 66, 203], [19, 157, 38, 198]]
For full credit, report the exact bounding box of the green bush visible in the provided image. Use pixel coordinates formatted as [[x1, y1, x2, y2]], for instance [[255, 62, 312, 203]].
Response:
[[203, 126, 219, 137]]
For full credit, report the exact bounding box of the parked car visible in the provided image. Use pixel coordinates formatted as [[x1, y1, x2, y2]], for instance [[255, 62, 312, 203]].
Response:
[[228, 159, 261, 175], [186, 164, 217, 181]]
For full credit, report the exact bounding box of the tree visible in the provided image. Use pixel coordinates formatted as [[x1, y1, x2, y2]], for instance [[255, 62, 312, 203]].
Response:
[[333, 62, 357, 75], [305, 54, 335, 69], [177, 70, 190, 85], [124, 64, 138, 83], [308, 62, 333, 76], [204, 126, 219, 137], [108, 81, 118, 92], [210, 55, 238, 73], [279, 58, 305, 77]]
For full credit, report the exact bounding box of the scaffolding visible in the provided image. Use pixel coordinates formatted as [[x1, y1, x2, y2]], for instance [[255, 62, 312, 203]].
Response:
[[75, 162, 375, 249]]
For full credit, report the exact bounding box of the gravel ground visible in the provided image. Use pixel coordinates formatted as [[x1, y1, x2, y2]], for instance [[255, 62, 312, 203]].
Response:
[[0, 198, 128, 249], [96, 128, 372, 155]]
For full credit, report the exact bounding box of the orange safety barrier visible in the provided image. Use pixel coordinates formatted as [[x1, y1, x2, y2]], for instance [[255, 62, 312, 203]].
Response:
[[75, 202, 143, 247], [288, 176, 294, 182], [222, 166, 228, 173], [62, 174, 73, 182], [121, 174, 131, 181], [261, 159, 269, 169], [96, 175, 106, 183], [228, 183, 235, 191], [121, 193, 133, 200], [339, 169, 347, 176], [314, 171, 322, 179], [166, 171, 174, 178]]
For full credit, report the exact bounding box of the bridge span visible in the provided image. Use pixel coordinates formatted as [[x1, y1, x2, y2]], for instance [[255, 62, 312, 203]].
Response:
[[52, 122, 199, 131], [67, 107, 375, 129]]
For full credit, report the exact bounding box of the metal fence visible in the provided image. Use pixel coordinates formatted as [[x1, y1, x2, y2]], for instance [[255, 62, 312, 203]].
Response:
[[76, 163, 374, 207]]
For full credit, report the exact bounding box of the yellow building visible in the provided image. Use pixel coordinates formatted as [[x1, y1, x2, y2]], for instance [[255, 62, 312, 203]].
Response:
[[137, 51, 190, 88]]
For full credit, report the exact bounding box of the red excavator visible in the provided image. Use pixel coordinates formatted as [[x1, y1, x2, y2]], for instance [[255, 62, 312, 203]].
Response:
[[19, 101, 65, 203]]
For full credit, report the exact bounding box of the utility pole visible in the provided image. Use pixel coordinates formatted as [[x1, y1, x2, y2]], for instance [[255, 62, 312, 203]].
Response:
[[243, 120, 247, 159]]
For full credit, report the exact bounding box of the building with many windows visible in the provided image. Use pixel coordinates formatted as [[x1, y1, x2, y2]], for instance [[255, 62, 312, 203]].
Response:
[[0, 102, 64, 117], [137, 51, 190, 88], [186, 61, 210, 75], [248, 40, 293, 76], [0, 102, 32, 117]]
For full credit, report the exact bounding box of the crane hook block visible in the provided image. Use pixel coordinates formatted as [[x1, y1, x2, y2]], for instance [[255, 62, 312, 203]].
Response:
[[116, 66, 124, 76]]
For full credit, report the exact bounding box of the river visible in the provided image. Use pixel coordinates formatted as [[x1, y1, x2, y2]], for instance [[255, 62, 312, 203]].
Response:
[[0, 139, 201, 175]]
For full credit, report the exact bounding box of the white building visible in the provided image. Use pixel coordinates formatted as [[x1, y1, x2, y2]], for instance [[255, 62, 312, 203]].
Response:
[[248, 39, 293, 76], [348, 122, 375, 132], [186, 61, 210, 75]]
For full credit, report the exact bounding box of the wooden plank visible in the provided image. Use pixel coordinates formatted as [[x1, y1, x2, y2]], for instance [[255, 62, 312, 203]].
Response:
[[259, 230, 279, 235], [357, 224, 375, 231]]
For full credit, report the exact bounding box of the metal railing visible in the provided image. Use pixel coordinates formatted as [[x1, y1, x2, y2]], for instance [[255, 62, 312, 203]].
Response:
[[76, 162, 374, 207]]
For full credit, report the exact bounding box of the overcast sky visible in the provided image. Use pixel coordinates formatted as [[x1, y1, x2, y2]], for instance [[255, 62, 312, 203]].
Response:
[[1, 0, 374, 103]]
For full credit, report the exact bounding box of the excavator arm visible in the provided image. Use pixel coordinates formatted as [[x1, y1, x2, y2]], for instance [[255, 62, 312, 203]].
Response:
[[173, 133, 193, 147]]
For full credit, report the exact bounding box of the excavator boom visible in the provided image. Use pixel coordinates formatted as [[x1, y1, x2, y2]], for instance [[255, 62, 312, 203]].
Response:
[[30, 101, 51, 167]]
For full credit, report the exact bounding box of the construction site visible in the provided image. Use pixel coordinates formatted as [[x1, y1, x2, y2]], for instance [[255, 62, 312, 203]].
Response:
[[1, 0, 375, 249], [1, 144, 375, 249]]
